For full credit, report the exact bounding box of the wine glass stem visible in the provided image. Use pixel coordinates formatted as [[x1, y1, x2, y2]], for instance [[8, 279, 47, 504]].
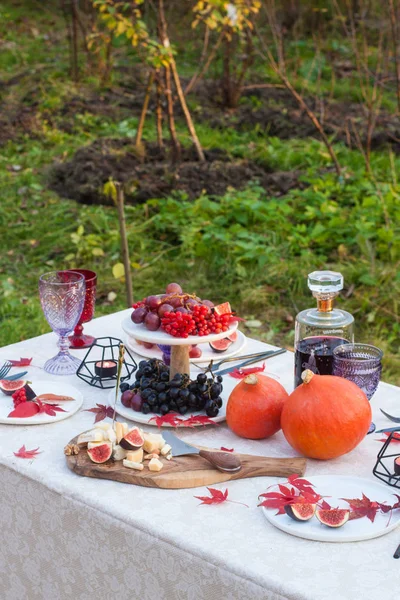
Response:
[[58, 333, 71, 355]]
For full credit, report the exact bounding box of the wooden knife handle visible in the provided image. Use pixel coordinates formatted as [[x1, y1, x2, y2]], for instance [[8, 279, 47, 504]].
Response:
[[199, 449, 242, 472]]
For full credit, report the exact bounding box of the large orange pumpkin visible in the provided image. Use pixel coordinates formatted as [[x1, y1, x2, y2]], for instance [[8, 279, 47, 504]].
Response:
[[281, 369, 371, 460], [226, 374, 289, 439]]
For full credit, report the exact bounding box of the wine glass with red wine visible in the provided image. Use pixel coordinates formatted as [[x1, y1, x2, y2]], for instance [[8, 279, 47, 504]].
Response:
[[67, 269, 97, 349]]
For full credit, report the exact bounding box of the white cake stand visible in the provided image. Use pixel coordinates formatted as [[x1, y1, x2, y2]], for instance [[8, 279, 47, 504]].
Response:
[[121, 317, 238, 379]]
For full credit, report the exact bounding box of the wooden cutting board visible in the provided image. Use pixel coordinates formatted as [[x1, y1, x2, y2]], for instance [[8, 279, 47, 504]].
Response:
[[66, 435, 306, 490]]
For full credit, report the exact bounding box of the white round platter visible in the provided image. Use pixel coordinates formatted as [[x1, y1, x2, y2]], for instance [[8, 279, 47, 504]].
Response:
[[0, 381, 84, 425], [108, 374, 239, 428], [262, 475, 400, 543], [125, 329, 246, 364], [121, 316, 238, 346]]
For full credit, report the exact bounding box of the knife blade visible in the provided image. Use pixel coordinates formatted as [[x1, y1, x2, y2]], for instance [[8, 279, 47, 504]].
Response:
[[214, 348, 286, 376], [162, 431, 241, 473], [1, 371, 28, 381]]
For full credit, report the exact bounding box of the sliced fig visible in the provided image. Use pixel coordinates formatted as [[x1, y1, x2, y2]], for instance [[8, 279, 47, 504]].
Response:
[[284, 503, 317, 521], [87, 442, 112, 464], [213, 302, 232, 316], [227, 331, 238, 343], [0, 379, 26, 396], [209, 338, 233, 353], [120, 427, 145, 451], [316, 508, 350, 528]]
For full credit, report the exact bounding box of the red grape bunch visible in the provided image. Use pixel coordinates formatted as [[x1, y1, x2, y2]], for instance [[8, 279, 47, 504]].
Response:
[[131, 283, 234, 345]]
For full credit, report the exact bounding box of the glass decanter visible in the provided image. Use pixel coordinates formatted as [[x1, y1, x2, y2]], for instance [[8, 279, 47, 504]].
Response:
[[294, 270, 354, 388]]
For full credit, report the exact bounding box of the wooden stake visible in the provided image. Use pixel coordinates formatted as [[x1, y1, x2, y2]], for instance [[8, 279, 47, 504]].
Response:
[[135, 69, 155, 152], [115, 183, 133, 307]]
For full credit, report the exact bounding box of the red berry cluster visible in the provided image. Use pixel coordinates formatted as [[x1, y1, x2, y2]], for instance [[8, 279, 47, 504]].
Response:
[[12, 388, 27, 407], [161, 305, 231, 338], [132, 300, 145, 309]]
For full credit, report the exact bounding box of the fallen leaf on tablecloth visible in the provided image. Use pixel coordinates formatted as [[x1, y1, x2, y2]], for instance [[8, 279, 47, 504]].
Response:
[[85, 404, 115, 423], [14, 445, 41, 459], [149, 413, 183, 428], [194, 487, 248, 507], [7, 358, 32, 367], [229, 363, 265, 379], [221, 447, 234, 452], [181, 415, 220, 427], [341, 493, 380, 523], [376, 432, 400, 443], [36, 399, 67, 417], [8, 402, 40, 418]]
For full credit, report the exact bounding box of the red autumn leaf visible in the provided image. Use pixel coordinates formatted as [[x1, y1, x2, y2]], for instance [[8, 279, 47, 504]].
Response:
[[36, 398, 67, 416], [376, 432, 400, 443], [8, 402, 40, 418], [181, 415, 220, 427], [13, 445, 41, 459], [8, 358, 32, 367], [230, 363, 266, 379], [341, 493, 380, 523], [85, 404, 115, 423], [194, 487, 248, 507], [259, 475, 328, 514], [221, 447, 234, 452], [149, 413, 183, 428]]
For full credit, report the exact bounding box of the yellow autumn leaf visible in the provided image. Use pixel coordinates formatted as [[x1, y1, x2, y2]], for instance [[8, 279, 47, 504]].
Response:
[[112, 263, 125, 279], [92, 248, 105, 257]]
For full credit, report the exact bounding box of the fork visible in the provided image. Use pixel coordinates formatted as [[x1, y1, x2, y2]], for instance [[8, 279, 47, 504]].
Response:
[[192, 349, 286, 372], [0, 361, 12, 379]]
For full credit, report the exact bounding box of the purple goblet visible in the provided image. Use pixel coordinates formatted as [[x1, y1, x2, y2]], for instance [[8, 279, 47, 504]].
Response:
[[39, 271, 86, 375], [333, 343, 383, 434]]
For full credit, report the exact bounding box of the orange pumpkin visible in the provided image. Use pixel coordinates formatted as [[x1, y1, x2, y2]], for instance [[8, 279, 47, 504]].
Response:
[[226, 374, 289, 439], [281, 369, 371, 460]]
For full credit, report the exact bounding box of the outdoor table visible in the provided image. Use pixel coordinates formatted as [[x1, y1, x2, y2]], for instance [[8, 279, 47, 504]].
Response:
[[0, 309, 398, 600]]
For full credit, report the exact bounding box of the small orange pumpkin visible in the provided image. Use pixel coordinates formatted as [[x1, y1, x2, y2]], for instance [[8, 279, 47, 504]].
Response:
[[281, 369, 371, 460], [226, 374, 289, 439]]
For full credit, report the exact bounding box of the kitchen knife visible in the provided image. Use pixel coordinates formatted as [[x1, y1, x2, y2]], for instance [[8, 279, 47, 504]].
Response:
[[162, 430, 242, 473], [2, 371, 28, 381]]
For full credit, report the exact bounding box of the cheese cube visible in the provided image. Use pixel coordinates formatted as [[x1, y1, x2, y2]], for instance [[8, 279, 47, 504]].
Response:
[[123, 459, 144, 471], [160, 444, 172, 456], [125, 448, 143, 463], [148, 457, 163, 472], [143, 433, 165, 454], [112, 445, 127, 461]]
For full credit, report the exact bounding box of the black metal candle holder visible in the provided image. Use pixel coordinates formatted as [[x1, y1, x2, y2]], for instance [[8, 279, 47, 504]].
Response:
[[76, 337, 137, 389], [373, 430, 400, 489]]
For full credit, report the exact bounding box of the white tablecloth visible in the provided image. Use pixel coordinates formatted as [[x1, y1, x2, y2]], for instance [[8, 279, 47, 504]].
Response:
[[0, 310, 399, 600]]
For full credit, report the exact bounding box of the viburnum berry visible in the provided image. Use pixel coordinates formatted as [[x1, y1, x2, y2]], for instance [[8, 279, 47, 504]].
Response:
[[12, 388, 28, 408]]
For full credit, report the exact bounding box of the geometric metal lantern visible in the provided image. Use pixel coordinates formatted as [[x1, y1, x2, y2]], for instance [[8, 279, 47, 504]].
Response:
[[373, 430, 400, 489], [76, 336, 137, 389]]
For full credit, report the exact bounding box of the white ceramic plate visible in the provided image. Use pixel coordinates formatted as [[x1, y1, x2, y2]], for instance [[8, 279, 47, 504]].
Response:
[[262, 475, 400, 543], [0, 381, 84, 425], [109, 374, 239, 427], [121, 316, 238, 346], [125, 330, 247, 364]]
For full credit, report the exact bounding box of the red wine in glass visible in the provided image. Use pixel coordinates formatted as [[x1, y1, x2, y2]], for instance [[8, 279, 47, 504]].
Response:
[[67, 269, 97, 349], [294, 336, 349, 388]]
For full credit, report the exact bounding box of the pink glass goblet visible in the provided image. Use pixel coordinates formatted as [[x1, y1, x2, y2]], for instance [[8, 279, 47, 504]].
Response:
[[67, 269, 97, 349]]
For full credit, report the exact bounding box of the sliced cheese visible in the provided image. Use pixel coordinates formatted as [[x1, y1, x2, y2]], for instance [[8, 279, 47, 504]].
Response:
[[148, 457, 163, 472], [125, 448, 144, 463], [165, 453, 172, 461], [88, 441, 106, 450], [144, 453, 159, 460], [123, 459, 144, 471], [112, 445, 127, 461], [115, 422, 125, 444], [106, 428, 117, 444], [97, 422, 112, 431], [160, 444, 172, 456], [77, 429, 105, 444]]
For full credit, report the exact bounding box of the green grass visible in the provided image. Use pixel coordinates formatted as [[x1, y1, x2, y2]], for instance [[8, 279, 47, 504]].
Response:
[[0, 1, 399, 385]]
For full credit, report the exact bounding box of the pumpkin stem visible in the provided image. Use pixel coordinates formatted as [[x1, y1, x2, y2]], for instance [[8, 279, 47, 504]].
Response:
[[301, 369, 315, 384], [244, 374, 258, 385]]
